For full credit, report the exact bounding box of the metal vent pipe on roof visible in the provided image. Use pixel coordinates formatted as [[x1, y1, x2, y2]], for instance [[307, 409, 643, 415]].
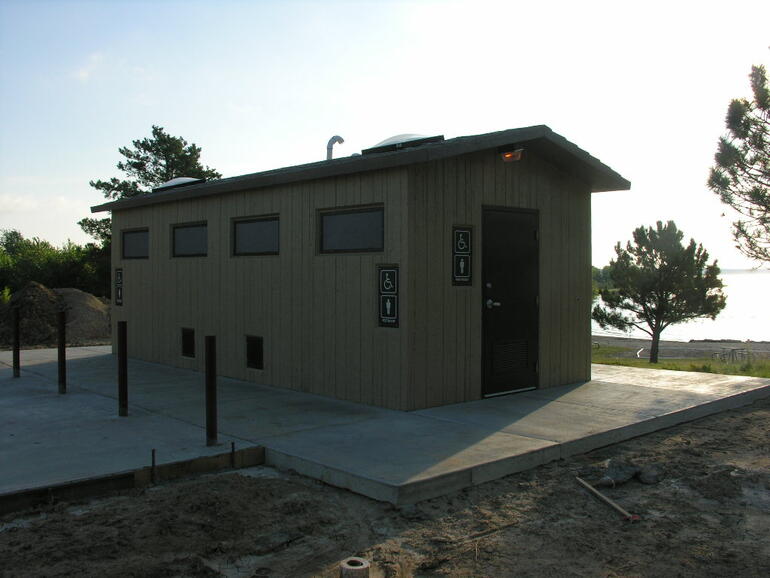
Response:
[[326, 135, 344, 160]]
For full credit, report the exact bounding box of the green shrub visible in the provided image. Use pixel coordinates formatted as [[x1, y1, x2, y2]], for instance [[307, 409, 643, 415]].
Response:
[[0, 230, 109, 297]]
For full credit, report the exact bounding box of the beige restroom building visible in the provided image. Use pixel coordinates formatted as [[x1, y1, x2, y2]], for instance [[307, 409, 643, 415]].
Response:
[[92, 125, 630, 411]]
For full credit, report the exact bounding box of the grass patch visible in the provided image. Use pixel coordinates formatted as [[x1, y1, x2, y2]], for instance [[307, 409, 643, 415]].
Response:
[[592, 347, 770, 378], [591, 345, 633, 360]]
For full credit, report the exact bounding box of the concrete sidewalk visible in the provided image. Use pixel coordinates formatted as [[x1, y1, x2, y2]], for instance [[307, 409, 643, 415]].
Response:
[[2, 347, 769, 504]]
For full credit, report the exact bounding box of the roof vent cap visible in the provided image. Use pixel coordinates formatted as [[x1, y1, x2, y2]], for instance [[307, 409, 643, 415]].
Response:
[[362, 133, 444, 155], [153, 177, 205, 192], [372, 134, 427, 148]]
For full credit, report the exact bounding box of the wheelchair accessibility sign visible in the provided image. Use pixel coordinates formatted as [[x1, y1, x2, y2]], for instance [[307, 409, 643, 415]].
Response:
[[378, 265, 399, 327], [452, 226, 472, 285], [379, 268, 398, 294], [454, 229, 471, 254]]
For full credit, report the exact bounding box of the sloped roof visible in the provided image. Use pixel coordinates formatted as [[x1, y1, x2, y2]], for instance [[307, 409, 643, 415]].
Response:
[[91, 125, 630, 213]]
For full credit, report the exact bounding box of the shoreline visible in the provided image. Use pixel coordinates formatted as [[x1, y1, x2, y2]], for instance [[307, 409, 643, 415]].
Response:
[[593, 334, 770, 359]]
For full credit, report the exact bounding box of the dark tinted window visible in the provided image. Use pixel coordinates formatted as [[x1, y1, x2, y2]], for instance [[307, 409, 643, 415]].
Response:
[[246, 335, 263, 369], [181, 328, 195, 358], [173, 223, 207, 257], [233, 217, 279, 255], [320, 207, 384, 253], [122, 229, 149, 259]]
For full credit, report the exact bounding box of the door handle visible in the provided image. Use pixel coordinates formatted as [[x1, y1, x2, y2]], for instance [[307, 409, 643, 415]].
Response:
[[485, 299, 501, 309]]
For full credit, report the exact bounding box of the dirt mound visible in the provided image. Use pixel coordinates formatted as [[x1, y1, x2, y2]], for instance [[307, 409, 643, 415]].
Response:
[[54, 288, 111, 343], [0, 281, 60, 346], [0, 282, 110, 348]]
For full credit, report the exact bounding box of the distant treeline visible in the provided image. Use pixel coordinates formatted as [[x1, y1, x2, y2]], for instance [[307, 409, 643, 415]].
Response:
[[592, 265, 612, 297], [0, 230, 109, 299]]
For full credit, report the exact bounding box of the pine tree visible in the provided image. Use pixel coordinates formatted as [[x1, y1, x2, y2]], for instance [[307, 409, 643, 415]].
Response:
[[79, 125, 221, 243], [592, 221, 726, 363], [708, 65, 770, 263]]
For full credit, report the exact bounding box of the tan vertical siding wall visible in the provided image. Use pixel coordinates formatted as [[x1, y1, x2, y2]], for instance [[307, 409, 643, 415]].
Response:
[[111, 168, 410, 409], [112, 148, 592, 411], [406, 150, 592, 409]]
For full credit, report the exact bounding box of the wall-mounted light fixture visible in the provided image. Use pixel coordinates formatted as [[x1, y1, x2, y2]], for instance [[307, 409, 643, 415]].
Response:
[[499, 148, 524, 162]]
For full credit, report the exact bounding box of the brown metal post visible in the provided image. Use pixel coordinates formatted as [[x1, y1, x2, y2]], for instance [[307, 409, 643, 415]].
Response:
[[12, 307, 20, 378], [118, 321, 127, 416], [205, 335, 217, 446], [57, 311, 66, 394]]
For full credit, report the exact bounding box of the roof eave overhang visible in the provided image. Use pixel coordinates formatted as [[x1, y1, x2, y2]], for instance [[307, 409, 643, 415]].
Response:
[[91, 125, 630, 213]]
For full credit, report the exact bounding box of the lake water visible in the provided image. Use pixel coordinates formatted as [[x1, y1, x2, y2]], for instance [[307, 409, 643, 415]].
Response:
[[591, 269, 770, 342]]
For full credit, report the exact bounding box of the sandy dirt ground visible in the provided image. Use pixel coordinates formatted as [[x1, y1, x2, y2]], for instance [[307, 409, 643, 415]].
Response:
[[1, 396, 769, 577]]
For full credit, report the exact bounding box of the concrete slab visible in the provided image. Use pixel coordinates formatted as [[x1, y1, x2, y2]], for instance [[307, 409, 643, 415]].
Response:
[[415, 392, 642, 443], [3, 350, 393, 438], [0, 348, 392, 496], [590, 363, 765, 395], [2, 347, 770, 504], [263, 414, 559, 504], [0, 374, 246, 494], [523, 380, 727, 418]]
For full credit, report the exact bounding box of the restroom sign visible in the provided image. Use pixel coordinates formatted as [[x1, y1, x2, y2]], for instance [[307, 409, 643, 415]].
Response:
[[452, 226, 472, 286], [380, 295, 398, 322], [115, 268, 124, 306], [378, 265, 399, 327], [454, 255, 471, 282]]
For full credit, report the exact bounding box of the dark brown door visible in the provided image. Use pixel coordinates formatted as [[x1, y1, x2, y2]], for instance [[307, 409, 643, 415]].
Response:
[[482, 208, 539, 396]]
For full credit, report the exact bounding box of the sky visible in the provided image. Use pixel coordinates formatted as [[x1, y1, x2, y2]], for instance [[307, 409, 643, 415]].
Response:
[[1, 0, 768, 269]]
